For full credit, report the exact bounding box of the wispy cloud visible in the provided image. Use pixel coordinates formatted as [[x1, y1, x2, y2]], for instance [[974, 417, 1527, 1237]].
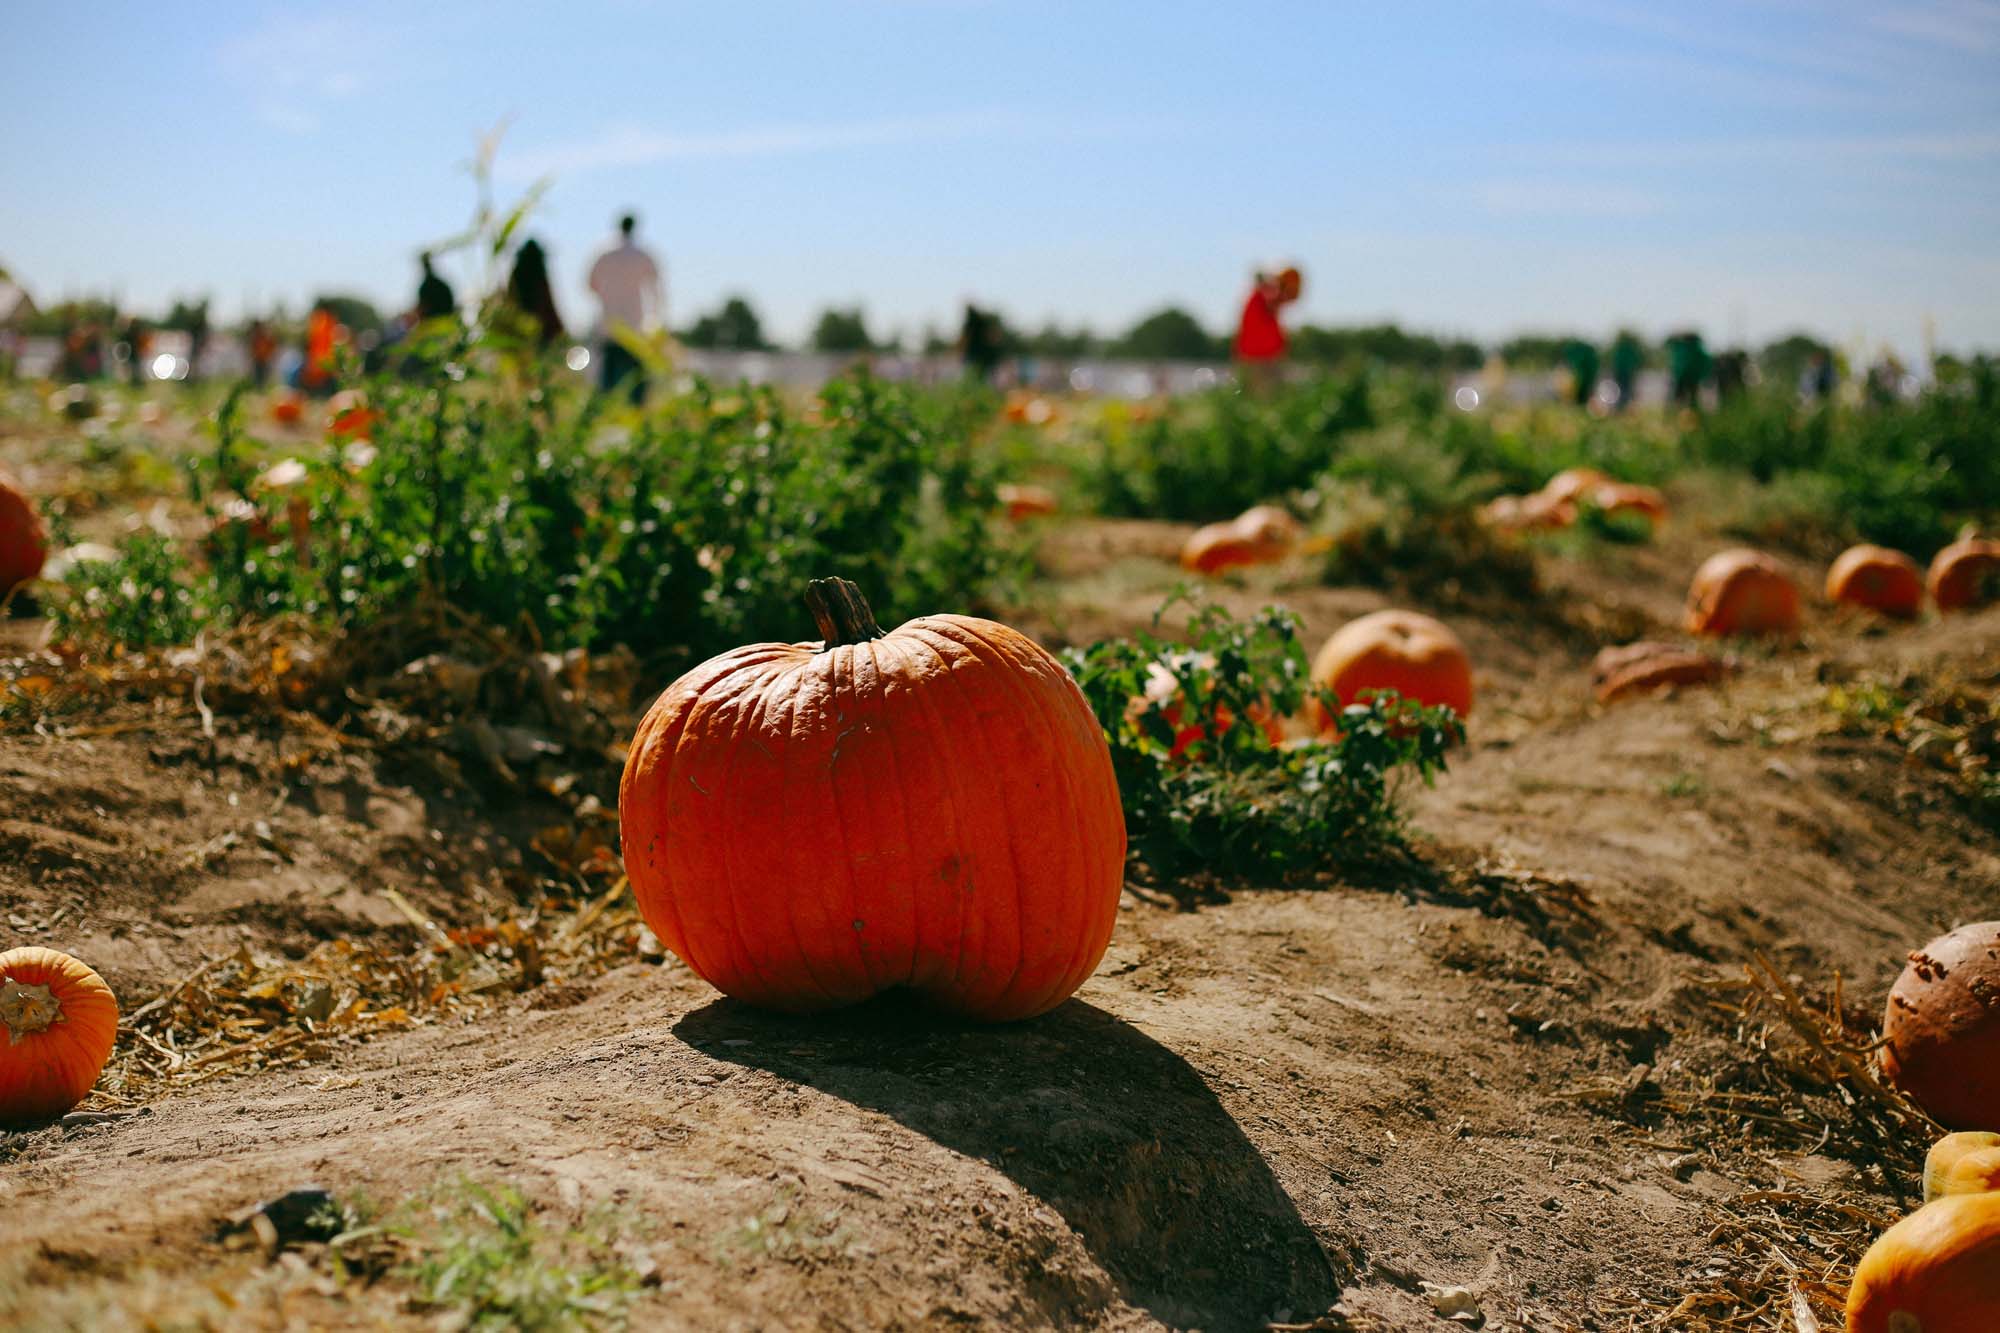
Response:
[[218, 14, 398, 134], [1866, 0, 2000, 54], [1504, 130, 2000, 170], [498, 110, 1141, 181]]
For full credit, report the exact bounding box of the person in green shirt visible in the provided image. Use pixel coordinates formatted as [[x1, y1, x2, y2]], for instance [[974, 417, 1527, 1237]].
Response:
[[1561, 337, 1600, 407], [1609, 332, 1642, 412]]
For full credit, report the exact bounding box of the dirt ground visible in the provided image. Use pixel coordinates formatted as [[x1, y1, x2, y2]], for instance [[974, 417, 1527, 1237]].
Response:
[[3, 495, 1999, 1331]]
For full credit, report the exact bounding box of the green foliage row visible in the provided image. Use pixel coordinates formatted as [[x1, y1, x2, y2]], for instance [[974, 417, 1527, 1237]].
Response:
[[1065, 598, 1460, 877], [53, 356, 1021, 666]]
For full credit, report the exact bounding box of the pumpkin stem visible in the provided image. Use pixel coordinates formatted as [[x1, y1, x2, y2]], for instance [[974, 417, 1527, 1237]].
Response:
[[805, 577, 886, 649], [0, 978, 63, 1045]]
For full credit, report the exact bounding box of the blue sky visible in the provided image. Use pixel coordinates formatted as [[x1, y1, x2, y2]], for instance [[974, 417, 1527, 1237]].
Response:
[[3, 1, 1997, 358]]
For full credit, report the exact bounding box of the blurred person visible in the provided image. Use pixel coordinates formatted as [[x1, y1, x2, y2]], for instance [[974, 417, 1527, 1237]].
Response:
[[415, 252, 456, 323], [506, 239, 565, 347], [1666, 331, 1708, 410], [300, 303, 342, 396], [1801, 349, 1837, 403], [59, 324, 103, 381], [1560, 337, 1599, 407], [959, 302, 1004, 383], [1713, 348, 1749, 404], [587, 212, 665, 404], [1609, 332, 1642, 412], [121, 314, 149, 386], [247, 319, 277, 387], [1234, 265, 1301, 390]]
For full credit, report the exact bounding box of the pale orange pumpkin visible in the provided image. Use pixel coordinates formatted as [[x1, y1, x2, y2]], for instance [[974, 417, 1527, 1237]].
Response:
[[1589, 481, 1668, 526], [996, 483, 1059, 522], [0, 947, 119, 1128], [1307, 609, 1473, 731], [0, 471, 48, 602], [1539, 466, 1613, 506], [1940, 1148, 2000, 1199], [1929, 1134, 2000, 1203], [1180, 504, 1300, 575], [1685, 549, 1801, 637], [1846, 1190, 2000, 1333], [1828, 544, 1926, 620], [1480, 490, 1577, 533], [1882, 921, 2000, 1131], [1927, 538, 2000, 614], [618, 577, 1126, 1021]]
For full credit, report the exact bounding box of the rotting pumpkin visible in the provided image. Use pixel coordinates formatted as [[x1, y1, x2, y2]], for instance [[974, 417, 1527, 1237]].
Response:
[[1179, 504, 1300, 575], [0, 947, 119, 1128], [1927, 537, 2000, 614], [618, 577, 1126, 1022], [1846, 1190, 2000, 1333], [1882, 921, 2000, 1132]]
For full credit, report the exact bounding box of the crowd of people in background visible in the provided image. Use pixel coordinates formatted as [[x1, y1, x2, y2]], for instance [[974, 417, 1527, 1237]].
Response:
[[1, 229, 1931, 415]]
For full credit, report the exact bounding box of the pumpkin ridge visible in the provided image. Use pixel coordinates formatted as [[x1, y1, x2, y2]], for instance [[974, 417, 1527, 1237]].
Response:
[[661, 656, 797, 997], [862, 637, 927, 992], [762, 661, 845, 1008], [952, 616, 1112, 1015], [834, 640, 894, 996], [894, 626, 986, 1002], [930, 616, 1101, 1017], [901, 621, 1029, 1012], [818, 641, 887, 1000], [733, 659, 826, 1004]]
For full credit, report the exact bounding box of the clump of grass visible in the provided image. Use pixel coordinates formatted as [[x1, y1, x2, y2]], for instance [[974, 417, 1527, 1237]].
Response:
[[1064, 595, 1460, 879], [365, 1179, 641, 1331]]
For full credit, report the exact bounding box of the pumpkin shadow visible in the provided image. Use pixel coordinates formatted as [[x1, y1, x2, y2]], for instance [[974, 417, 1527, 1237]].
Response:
[[673, 995, 1342, 1331]]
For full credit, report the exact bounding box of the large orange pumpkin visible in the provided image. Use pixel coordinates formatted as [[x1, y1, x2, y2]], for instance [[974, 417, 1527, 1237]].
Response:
[[1930, 1134, 2000, 1203], [1846, 1190, 2000, 1333], [1882, 921, 2000, 1131], [1828, 544, 1926, 620], [1685, 549, 1801, 637], [0, 947, 119, 1128], [619, 578, 1126, 1021], [1307, 609, 1473, 731], [1927, 538, 2000, 613], [0, 472, 48, 602], [1180, 504, 1299, 575]]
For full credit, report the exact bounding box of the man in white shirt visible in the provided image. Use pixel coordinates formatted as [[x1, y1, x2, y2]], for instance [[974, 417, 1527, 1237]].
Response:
[[587, 212, 665, 402]]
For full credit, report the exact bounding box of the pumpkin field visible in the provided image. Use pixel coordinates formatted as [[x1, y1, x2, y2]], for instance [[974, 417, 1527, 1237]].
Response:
[[2, 351, 1999, 1331]]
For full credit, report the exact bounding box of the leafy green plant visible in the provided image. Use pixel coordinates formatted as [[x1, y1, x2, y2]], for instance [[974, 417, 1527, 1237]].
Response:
[[1064, 596, 1460, 877], [47, 532, 202, 649]]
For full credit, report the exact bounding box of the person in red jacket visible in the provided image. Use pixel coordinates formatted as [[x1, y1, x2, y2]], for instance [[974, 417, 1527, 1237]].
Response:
[[1234, 264, 1302, 389]]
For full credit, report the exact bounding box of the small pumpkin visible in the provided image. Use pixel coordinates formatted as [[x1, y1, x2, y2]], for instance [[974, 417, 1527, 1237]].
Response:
[[1539, 466, 1613, 506], [1590, 641, 1728, 705], [618, 577, 1126, 1021], [1180, 504, 1300, 575], [0, 947, 119, 1128], [1307, 609, 1473, 731], [1882, 921, 2000, 1131], [1928, 1133, 2000, 1203], [0, 471, 49, 602], [1940, 1148, 2000, 1199], [1927, 538, 2000, 614], [269, 391, 305, 426], [996, 483, 1059, 522], [326, 389, 380, 442], [1829, 544, 1926, 620], [1685, 549, 1801, 637], [1129, 652, 1286, 759], [1846, 1190, 2000, 1333], [1588, 481, 1668, 526], [1479, 490, 1576, 533]]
